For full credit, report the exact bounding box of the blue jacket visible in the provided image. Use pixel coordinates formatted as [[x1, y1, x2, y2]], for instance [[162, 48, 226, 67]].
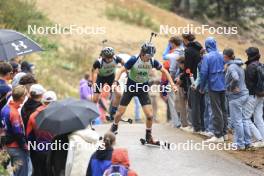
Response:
[[86, 148, 113, 176], [200, 37, 225, 92], [225, 59, 248, 100]]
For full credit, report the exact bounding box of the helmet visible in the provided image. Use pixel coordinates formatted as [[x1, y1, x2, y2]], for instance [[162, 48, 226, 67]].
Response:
[[100, 47, 115, 58], [141, 42, 156, 57]]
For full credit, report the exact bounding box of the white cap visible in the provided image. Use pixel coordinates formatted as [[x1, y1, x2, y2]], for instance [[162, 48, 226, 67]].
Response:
[[42, 91, 57, 102], [29, 84, 46, 95]]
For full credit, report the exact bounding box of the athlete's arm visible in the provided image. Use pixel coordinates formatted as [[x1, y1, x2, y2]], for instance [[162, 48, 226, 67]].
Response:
[[91, 60, 100, 85], [160, 67, 178, 92], [114, 66, 127, 82]]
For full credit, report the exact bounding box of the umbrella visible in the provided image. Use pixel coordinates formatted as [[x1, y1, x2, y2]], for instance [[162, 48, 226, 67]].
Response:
[[0, 29, 43, 61], [36, 98, 99, 136]]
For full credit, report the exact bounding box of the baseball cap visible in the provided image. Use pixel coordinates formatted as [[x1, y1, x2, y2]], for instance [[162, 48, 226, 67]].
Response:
[[29, 84, 46, 95], [42, 91, 57, 102]]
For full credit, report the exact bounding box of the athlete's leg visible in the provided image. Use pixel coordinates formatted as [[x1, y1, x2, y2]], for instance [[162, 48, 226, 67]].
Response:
[[138, 92, 155, 143], [92, 76, 104, 103], [142, 105, 153, 129], [110, 91, 134, 133], [108, 74, 121, 120], [109, 90, 122, 120], [114, 105, 127, 124]]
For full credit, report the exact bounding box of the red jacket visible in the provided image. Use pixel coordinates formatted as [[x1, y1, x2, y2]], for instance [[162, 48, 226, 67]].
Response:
[[3, 101, 27, 150], [111, 148, 138, 176]]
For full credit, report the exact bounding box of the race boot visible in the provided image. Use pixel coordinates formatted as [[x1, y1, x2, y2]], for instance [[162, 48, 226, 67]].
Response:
[[145, 129, 160, 145], [110, 123, 118, 135]]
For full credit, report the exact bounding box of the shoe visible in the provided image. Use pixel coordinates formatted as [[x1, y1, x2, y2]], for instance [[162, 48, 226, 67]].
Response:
[[110, 123, 118, 134], [252, 141, 264, 148], [224, 134, 229, 141], [193, 130, 201, 134], [171, 124, 181, 128], [205, 136, 224, 143], [181, 126, 193, 133], [231, 143, 245, 151], [203, 131, 214, 137]]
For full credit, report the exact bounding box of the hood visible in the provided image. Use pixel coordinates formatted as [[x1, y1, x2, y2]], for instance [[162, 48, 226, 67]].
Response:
[[79, 79, 87, 86], [227, 58, 244, 66], [245, 55, 260, 65], [94, 147, 113, 160], [72, 128, 100, 143], [112, 148, 130, 168], [187, 41, 203, 51], [205, 37, 217, 53]]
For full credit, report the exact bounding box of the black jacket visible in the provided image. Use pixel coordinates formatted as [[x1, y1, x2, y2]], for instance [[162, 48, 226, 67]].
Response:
[[184, 41, 203, 80], [245, 60, 260, 95], [21, 98, 42, 129]]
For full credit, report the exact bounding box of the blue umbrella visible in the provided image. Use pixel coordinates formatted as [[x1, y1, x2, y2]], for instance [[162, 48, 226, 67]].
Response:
[[0, 29, 43, 61]]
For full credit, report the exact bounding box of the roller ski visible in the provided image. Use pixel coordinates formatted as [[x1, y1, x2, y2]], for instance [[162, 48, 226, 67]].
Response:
[[140, 131, 171, 149], [106, 115, 133, 124]]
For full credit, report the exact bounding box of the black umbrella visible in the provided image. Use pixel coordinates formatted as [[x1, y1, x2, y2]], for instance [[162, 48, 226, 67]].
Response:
[[36, 98, 99, 136], [0, 29, 43, 61]]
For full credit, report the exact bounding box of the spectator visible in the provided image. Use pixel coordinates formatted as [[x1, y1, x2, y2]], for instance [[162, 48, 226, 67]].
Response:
[[175, 57, 189, 128], [12, 72, 26, 88], [21, 61, 34, 74], [87, 132, 116, 176], [182, 33, 204, 133], [200, 37, 227, 143], [2, 85, 28, 176], [26, 91, 57, 176], [80, 72, 93, 101], [21, 84, 46, 129], [0, 62, 13, 117], [103, 148, 138, 176], [182, 33, 202, 81], [19, 74, 37, 92], [224, 48, 251, 149], [243, 47, 264, 147], [162, 36, 184, 128]]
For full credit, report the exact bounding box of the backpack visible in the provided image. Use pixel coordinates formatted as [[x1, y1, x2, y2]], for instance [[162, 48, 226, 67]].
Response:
[[255, 63, 264, 97], [103, 165, 129, 176]]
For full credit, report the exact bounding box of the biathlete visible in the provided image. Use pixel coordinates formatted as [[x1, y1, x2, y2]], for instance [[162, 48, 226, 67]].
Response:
[[110, 43, 177, 144], [91, 47, 124, 120]]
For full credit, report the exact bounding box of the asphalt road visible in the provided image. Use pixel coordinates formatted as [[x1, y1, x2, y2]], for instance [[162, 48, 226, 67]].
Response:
[[94, 123, 264, 176]]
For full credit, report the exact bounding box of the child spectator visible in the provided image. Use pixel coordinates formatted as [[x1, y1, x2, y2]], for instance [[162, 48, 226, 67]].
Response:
[[86, 132, 116, 176]]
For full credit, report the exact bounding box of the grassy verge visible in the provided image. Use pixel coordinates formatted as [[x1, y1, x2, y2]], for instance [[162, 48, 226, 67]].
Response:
[[105, 5, 159, 32]]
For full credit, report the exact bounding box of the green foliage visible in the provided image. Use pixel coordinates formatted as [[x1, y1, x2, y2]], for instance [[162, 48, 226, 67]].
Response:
[[0, 151, 10, 175], [145, 0, 172, 10], [0, 0, 50, 31], [105, 5, 159, 31]]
